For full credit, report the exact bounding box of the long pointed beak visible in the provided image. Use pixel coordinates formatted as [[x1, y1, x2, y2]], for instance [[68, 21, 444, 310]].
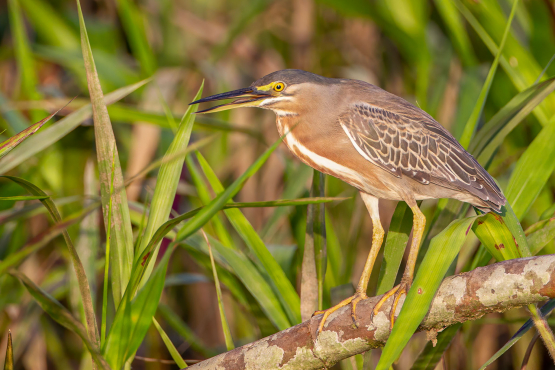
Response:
[[190, 87, 270, 114]]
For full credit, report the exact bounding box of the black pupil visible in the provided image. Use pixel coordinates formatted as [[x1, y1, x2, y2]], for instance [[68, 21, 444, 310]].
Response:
[[276, 84, 282, 89]]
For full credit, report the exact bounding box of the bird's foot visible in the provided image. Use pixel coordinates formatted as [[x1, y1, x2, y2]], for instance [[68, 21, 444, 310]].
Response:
[[312, 291, 368, 334], [371, 278, 411, 330]]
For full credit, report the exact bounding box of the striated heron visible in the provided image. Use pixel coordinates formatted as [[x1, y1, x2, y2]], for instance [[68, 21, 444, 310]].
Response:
[[191, 69, 505, 333]]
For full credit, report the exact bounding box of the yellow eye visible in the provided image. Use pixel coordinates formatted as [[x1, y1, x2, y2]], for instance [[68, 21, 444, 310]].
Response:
[[274, 82, 285, 92]]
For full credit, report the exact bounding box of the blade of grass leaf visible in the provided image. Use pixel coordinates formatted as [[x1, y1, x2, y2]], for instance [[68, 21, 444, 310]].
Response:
[[77, 0, 135, 306], [376, 201, 413, 295], [472, 212, 521, 261], [2, 330, 13, 370], [158, 88, 178, 133], [152, 318, 187, 368], [260, 164, 313, 240], [528, 217, 555, 255], [7, 0, 45, 122], [458, 0, 518, 149], [196, 151, 301, 323], [505, 115, 555, 219], [411, 323, 462, 370], [1, 176, 99, 347], [0, 79, 150, 174], [111, 136, 285, 336], [478, 299, 555, 370], [0, 204, 97, 277], [471, 77, 555, 163], [433, 0, 475, 66], [376, 216, 480, 370], [185, 155, 235, 248], [124, 134, 216, 188], [137, 83, 203, 287], [103, 246, 171, 369], [202, 230, 234, 350], [0, 103, 67, 160], [301, 172, 320, 320], [0, 196, 48, 201], [101, 147, 117, 347], [527, 304, 555, 358], [502, 203, 531, 257], [9, 270, 110, 370], [157, 303, 214, 358], [106, 104, 262, 138], [187, 233, 290, 330], [0, 92, 29, 134], [454, 0, 554, 127], [520, 332, 540, 370], [311, 171, 327, 311], [115, 0, 156, 76]]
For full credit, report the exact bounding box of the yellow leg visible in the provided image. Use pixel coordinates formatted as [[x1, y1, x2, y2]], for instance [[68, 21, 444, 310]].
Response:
[[315, 193, 384, 333], [372, 204, 426, 329]]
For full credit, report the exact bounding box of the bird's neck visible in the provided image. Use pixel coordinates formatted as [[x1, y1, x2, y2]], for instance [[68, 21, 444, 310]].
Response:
[[274, 111, 301, 138]]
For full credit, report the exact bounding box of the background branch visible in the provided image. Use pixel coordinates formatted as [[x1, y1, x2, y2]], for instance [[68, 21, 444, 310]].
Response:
[[189, 255, 555, 370]]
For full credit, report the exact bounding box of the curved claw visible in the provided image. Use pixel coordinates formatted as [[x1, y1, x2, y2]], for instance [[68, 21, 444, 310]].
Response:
[[315, 292, 367, 335], [371, 281, 410, 330], [312, 309, 326, 317]]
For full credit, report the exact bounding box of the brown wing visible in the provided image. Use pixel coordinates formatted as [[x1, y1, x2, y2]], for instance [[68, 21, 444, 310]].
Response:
[[338, 103, 506, 211]]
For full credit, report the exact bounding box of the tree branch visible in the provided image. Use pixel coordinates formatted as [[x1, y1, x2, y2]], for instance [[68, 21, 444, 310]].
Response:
[[189, 255, 555, 370]]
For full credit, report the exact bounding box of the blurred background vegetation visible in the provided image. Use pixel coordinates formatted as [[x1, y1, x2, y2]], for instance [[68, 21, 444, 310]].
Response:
[[1, 0, 555, 369]]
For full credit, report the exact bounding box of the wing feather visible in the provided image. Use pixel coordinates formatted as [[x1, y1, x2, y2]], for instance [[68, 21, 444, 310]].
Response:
[[338, 103, 506, 211]]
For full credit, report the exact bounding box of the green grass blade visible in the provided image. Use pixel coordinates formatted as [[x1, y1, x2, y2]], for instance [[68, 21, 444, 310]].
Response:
[[310, 171, 327, 311], [0, 106, 63, 160], [411, 323, 462, 370], [458, 0, 518, 149], [185, 155, 235, 248], [152, 318, 187, 368], [301, 172, 320, 319], [260, 164, 313, 240], [189, 233, 291, 330], [106, 104, 262, 136], [203, 230, 234, 350], [505, 115, 555, 219], [125, 135, 216, 188], [432, 0, 475, 66], [472, 77, 555, 163], [0, 79, 149, 174], [473, 212, 521, 261], [3, 330, 13, 370], [77, 0, 135, 306], [1, 176, 99, 346], [376, 216, 479, 370], [376, 201, 413, 295], [502, 203, 531, 257], [110, 136, 284, 336], [196, 151, 302, 324], [103, 246, 171, 369], [101, 148, 117, 347], [0, 195, 48, 201], [8, 0, 45, 122], [0, 204, 97, 277], [115, 0, 156, 76], [157, 304, 214, 358], [137, 83, 204, 287], [9, 270, 110, 370], [478, 300, 555, 370], [528, 218, 555, 255], [454, 0, 554, 127]]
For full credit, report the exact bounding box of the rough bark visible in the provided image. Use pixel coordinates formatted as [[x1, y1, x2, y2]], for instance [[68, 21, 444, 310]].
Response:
[[188, 255, 555, 370]]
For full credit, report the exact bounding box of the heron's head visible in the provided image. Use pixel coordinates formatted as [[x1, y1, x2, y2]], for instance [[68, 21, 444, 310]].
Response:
[[191, 69, 337, 115]]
